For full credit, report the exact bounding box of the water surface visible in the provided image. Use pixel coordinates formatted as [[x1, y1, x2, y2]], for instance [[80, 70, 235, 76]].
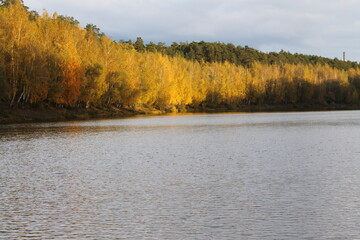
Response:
[[1, 111, 360, 239]]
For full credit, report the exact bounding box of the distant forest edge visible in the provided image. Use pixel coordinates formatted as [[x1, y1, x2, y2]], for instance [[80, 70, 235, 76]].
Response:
[[1, 1, 360, 117], [131, 38, 360, 70]]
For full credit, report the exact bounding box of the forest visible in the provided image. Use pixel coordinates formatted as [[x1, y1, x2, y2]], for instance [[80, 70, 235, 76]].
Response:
[[1, 0, 360, 116]]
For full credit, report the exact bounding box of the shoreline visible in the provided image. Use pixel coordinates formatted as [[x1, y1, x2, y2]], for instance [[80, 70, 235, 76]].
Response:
[[1, 103, 360, 125]]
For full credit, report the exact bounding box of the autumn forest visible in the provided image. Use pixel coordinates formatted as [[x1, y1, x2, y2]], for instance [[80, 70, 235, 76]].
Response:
[[1, 1, 360, 117]]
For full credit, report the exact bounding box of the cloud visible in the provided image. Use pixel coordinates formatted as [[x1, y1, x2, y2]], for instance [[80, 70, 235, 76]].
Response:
[[23, 0, 360, 61]]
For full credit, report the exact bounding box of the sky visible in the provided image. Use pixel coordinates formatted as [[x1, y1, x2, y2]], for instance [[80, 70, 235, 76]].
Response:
[[23, 0, 360, 61]]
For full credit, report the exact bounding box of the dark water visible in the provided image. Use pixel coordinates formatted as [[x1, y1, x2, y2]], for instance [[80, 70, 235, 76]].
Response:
[[1, 111, 360, 239]]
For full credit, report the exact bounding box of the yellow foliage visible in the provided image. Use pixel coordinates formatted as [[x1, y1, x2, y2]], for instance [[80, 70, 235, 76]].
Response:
[[0, 2, 359, 108]]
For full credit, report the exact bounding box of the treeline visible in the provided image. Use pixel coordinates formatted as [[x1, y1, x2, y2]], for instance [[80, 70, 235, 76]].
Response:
[[132, 38, 360, 70], [1, 1, 360, 112]]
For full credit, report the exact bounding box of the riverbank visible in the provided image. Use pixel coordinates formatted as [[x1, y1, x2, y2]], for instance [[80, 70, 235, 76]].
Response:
[[0, 105, 164, 124], [190, 103, 360, 113], [1, 103, 360, 124]]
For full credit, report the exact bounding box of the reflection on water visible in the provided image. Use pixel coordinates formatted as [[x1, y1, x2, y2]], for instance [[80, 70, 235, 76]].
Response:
[[1, 111, 360, 239]]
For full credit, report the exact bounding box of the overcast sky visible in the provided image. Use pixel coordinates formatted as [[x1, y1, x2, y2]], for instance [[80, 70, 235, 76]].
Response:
[[24, 0, 360, 61]]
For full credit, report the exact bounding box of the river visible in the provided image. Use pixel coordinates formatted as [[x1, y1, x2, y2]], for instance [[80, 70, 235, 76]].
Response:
[[1, 111, 360, 239]]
